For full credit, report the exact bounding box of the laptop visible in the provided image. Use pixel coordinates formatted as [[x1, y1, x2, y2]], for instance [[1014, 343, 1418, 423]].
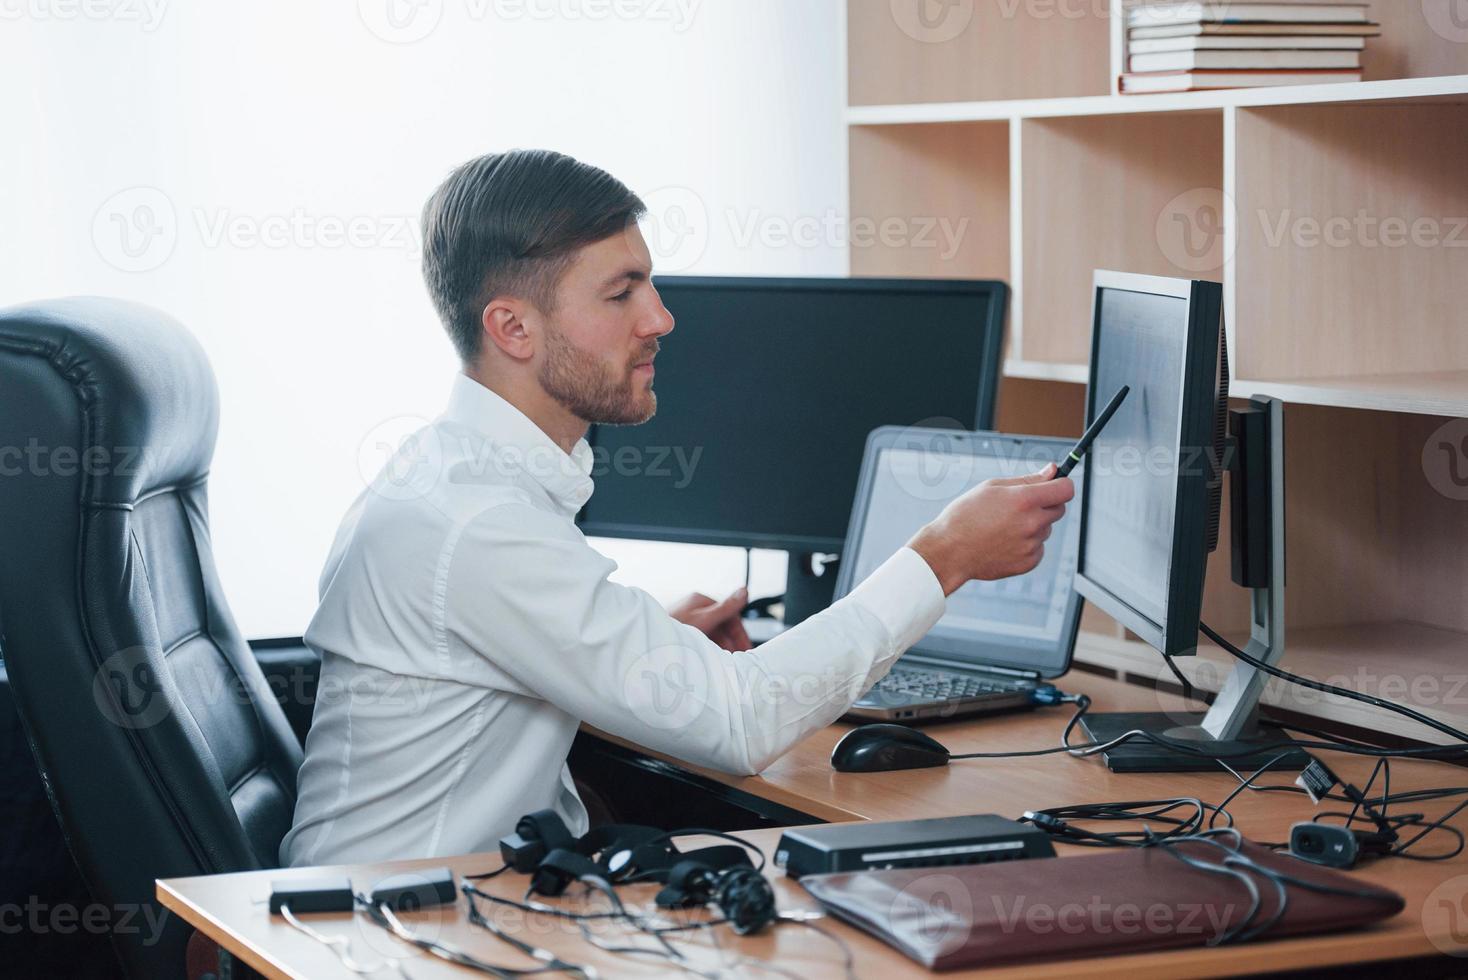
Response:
[[835, 427, 1085, 722]]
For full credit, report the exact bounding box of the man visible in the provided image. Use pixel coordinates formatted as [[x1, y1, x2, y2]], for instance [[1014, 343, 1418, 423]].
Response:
[[281, 150, 1073, 866]]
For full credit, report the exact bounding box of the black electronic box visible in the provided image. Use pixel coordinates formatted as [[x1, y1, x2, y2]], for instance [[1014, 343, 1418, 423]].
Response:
[[774, 814, 1055, 879]]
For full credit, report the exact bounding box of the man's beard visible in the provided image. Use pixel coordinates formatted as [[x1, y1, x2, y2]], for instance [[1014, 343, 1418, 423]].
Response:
[[539, 324, 658, 427]]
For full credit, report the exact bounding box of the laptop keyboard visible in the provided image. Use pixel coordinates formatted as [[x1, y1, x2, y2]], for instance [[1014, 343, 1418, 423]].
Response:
[[873, 666, 1030, 701]]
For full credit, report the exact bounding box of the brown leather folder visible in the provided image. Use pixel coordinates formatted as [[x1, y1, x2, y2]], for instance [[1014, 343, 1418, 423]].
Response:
[[797, 838, 1404, 971]]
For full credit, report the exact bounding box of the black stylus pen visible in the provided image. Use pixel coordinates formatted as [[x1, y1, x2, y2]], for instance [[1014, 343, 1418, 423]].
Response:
[[1055, 385, 1130, 478]]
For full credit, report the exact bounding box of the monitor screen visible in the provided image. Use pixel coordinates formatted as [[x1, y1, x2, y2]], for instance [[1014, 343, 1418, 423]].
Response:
[[1073, 273, 1223, 658], [841, 442, 1083, 675], [1081, 287, 1187, 629], [577, 276, 1006, 552]]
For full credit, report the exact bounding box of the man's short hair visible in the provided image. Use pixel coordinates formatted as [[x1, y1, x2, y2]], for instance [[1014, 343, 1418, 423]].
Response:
[[421, 149, 646, 362]]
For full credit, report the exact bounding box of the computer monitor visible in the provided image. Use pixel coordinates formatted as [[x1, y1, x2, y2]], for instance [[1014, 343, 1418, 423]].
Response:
[[1071, 271, 1303, 774], [577, 276, 1007, 619], [1072, 271, 1226, 659]]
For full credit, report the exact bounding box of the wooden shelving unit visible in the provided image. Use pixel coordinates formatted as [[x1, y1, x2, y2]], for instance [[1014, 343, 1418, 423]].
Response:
[[845, 1, 1468, 737]]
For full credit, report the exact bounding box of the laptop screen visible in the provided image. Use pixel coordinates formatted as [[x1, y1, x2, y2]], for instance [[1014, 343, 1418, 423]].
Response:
[[837, 436, 1084, 677]]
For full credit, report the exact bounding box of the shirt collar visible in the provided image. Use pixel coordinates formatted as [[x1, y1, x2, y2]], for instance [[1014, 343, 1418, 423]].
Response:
[[443, 373, 595, 515]]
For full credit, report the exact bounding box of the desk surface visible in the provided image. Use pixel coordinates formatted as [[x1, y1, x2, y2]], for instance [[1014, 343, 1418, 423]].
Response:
[[160, 674, 1468, 978]]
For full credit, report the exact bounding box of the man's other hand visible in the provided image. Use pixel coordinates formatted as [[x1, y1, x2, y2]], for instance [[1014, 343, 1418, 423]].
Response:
[[668, 588, 752, 652]]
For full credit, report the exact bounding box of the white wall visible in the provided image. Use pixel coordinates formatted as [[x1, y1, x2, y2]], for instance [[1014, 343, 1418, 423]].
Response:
[[0, 0, 846, 637]]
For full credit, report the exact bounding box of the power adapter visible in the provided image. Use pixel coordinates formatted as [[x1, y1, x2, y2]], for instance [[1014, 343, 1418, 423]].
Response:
[[268, 876, 355, 915], [368, 866, 457, 911]]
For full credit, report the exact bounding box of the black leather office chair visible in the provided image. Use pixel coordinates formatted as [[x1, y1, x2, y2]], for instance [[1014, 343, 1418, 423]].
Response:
[[0, 298, 304, 979]]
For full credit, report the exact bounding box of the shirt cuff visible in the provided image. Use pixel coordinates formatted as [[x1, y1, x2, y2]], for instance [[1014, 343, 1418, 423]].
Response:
[[845, 546, 946, 654]]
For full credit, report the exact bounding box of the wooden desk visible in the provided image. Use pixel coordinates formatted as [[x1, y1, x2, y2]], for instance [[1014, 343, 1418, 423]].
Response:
[[161, 674, 1468, 977]]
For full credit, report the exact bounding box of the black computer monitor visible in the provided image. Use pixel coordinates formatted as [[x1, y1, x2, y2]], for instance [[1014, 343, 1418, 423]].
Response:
[[576, 276, 1007, 558], [1072, 271, 1226, 659], [1072, 271, 1307, 775]]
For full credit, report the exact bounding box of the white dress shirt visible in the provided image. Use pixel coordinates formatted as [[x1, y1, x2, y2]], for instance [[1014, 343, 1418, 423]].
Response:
[[281, 373, 946, 866]]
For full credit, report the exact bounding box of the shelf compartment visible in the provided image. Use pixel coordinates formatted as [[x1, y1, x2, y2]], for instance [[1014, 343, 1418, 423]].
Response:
[[846, 0, 1111, 107], [994, 375, 1085, 438], [1275, 405, 1468, 634], [848, 122, 1010, 280], [1361, 0, 1468, 82], [1232, 103, 1468, 402], [1018, 111, 1224, 366]]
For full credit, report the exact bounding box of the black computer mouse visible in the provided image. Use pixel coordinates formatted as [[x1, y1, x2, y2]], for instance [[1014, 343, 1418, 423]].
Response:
[[830, 723, 951, 773]]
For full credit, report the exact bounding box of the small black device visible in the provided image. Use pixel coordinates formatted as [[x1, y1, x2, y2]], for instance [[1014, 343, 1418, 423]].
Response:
[[1055, 384, 1129, 478], [1286, 760, 1398, 868], [368, 866, 457, 911], [268, 876, 355, 915], [1289, 823, 1373, 869], [830, 723, 951, 772], [774, 814, 1055, 879]]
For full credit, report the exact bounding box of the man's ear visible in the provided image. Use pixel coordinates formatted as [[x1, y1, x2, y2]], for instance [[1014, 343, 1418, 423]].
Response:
[[481, 296, 536, 362]]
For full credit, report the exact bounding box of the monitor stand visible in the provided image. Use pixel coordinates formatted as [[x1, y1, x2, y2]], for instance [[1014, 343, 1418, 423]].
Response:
[[782, 551, 840, 627], [1080, 397, 1310, 774]]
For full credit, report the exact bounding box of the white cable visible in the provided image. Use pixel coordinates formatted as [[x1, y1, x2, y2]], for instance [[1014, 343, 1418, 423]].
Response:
[[279, 904, 405, 977]]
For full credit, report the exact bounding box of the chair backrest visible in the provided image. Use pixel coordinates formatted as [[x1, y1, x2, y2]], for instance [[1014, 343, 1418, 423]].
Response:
[[0, 298, 304, 979]]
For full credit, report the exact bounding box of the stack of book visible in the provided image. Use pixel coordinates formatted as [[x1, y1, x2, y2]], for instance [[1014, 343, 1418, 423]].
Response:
[[1121, 2, 1380, 94]]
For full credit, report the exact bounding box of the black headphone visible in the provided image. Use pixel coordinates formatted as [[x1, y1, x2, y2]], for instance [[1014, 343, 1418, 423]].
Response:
[[501, 810, 668, 893], [499, 809, 574, 872], [498, 810, 777, 931]]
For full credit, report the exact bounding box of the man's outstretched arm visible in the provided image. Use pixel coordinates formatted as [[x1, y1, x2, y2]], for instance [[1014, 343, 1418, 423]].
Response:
[[445, 467, 1073, 775]]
